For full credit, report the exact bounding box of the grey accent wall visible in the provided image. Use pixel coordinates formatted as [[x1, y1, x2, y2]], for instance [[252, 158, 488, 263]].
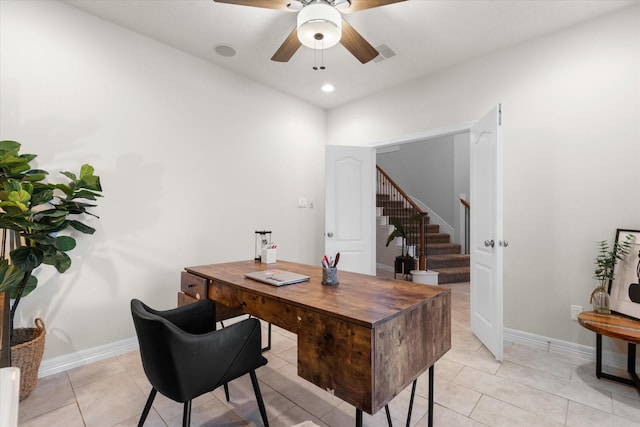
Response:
[[377, 133, 469, 230]]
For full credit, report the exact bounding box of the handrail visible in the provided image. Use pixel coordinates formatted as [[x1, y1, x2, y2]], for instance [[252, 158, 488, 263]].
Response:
[[377, 165, 429, 271], [378, 166, 424, 213], [460, 198, 470, 255]]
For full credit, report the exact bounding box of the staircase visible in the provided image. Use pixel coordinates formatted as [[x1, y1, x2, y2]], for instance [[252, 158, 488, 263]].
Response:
[[376, 170, 470, 284]]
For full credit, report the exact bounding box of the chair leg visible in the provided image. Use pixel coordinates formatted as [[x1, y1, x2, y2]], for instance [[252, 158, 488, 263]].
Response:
[[183, 400, 192, 427], [224, 383, 230, 401], [138, 388, 157, 427], [250, 370, 270, 427]]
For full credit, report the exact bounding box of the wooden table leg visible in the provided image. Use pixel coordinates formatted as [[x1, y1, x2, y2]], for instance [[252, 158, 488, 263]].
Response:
[[596, 333, 603, 379], [595, 335, 640, 395], [628, 343, 640, 393]]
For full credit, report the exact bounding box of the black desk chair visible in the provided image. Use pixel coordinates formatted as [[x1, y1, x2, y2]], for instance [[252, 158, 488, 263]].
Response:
[[131, 299, 269, 427]]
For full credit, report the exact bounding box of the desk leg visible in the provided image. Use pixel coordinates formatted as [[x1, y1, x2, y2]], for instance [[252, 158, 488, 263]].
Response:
[[356, 378, 419, 427], [262, 323, 272, 352], [405, 379, 417, 427], [428, 365, 434, 427], [355, 409, 363, 427]]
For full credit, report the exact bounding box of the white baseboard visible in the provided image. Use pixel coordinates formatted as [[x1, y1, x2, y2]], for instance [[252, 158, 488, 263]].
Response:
[[38, 337, 139, 378], [37, 328, 632, 379], [376, 263, 394, 273], [504, 328, 633, 371]]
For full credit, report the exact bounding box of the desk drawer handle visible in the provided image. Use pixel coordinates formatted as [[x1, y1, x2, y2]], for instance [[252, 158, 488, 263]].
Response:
[[240, 301, 247, 308]]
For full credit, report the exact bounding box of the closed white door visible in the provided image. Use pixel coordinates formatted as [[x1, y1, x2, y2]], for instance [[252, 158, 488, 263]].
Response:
[[470, 104, 504, 361], [325, 146, 376, 275]]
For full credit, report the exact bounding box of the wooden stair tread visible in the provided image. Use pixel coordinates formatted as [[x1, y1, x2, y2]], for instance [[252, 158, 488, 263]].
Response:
[[376, 188, 470, 284]]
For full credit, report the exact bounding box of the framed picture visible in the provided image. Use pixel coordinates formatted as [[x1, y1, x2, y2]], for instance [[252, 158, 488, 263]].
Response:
[[608, 229, 640, 320]]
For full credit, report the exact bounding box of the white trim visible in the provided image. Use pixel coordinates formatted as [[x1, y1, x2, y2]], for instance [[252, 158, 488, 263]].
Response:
[[376, 263, 395, 273], [504, 328, 632, 371], [409, 195, 455, 240], [369, 121, 476, 148], [38, 337, 139, 378], [36, 327, 633, 379]]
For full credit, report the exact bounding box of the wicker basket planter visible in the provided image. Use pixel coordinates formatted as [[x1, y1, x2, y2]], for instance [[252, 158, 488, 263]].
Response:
[[11, 318, 46, 400]]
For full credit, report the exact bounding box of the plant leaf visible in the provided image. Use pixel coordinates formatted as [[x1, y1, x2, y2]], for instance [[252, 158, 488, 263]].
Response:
[[11, 246, 44, 271], [55, 235, 76, 251], [67, 219, 96, 234], [42, 250, 72, 273]]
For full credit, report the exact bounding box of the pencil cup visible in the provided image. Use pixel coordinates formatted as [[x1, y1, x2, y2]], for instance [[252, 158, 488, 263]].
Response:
[[261, 248, 276, 264], [322, 267, 339, 286]]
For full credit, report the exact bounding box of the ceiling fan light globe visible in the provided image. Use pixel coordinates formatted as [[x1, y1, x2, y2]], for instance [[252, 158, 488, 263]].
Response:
[[297, 3, 342, 49]]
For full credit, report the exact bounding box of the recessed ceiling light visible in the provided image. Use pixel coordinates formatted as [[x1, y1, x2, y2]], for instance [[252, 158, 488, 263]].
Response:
[[321, 83, 335, 93], [214, 44, 236, 57]]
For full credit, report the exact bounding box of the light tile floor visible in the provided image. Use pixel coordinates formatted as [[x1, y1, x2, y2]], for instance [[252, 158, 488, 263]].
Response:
[[17, 282, 640, 426]]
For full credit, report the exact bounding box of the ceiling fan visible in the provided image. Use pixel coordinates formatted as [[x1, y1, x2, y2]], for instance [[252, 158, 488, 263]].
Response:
[[212, 0, 406, 64]]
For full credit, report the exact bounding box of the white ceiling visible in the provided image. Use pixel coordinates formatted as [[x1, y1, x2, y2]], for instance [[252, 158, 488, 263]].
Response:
[[62, 0, 638, 109]]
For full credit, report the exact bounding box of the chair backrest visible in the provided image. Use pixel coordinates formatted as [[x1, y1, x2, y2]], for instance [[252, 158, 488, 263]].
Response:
[[131, 298, 267, 404], [130, 299, 216, 401]]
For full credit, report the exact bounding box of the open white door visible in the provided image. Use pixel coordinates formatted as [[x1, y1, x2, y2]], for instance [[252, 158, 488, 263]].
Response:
[[325, 146, 376, 275], [470, 104, 504, 361]]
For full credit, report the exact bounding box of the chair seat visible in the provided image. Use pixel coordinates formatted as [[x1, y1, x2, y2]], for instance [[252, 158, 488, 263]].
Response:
[[131, 298, 269, 427]]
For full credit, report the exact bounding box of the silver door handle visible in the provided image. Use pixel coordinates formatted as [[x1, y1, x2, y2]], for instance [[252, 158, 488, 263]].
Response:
[[499, 240, 509, 247], [327, 232, 334, 238], [484, 240, 494, 248]]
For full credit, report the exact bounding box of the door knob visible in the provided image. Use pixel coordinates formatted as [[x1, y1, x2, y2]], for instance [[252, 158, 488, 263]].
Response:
[[484, 240, 494, 248], [327, 232, 334, 238], [499, 240, 509, 247]]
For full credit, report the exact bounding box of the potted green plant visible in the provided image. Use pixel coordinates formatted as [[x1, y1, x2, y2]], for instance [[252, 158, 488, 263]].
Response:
[[0, 140, 102, 399], [591, 233, 633, 314], [385, 217, 416, 276]]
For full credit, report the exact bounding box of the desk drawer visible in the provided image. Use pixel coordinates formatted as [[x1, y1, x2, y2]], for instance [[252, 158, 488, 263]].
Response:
[[210, 280, 299, 333], [178, 291, 244, 322], [181, 271, 207, 300], [177, 291, 198, 307], [297, 310, 373, 413]]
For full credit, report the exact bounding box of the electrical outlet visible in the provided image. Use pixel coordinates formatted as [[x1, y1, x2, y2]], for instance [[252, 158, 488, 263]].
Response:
[[297, 197, 307, 208], [570, 305, 582, 320]]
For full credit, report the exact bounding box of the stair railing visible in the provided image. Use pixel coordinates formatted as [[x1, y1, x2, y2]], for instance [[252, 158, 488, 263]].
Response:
[[460, 198, 470, 255], [376, 165, 429, 271]]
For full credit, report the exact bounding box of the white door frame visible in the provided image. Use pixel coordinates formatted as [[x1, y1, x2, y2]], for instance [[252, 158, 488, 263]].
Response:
[[369, 117, 504, 361]]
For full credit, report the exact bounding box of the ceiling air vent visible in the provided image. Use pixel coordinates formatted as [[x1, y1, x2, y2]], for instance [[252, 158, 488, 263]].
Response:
[[373, 44, 396, 63]]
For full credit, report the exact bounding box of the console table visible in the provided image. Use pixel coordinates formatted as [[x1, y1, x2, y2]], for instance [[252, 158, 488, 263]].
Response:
[[183, 260, 451, 426], [578, 310, 640, 393]]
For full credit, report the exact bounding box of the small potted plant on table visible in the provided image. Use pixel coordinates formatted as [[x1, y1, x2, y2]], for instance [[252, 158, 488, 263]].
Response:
[[592, 233, 633, 314]]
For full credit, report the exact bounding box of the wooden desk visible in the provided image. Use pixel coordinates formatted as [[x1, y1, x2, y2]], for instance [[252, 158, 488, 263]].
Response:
[[578, 311, 640, 393], [185, 260, 451, 420]]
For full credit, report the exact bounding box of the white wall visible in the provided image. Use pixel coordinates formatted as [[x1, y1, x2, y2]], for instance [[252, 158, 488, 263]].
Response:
[[0, 0, 326, 360], [377, 135, 456, 226], [328, 5, 640, 348]]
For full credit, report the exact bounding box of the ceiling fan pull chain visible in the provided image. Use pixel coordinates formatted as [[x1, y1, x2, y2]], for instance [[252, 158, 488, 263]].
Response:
[[312, 39, 326, 71], [313, 39, 319, 70]]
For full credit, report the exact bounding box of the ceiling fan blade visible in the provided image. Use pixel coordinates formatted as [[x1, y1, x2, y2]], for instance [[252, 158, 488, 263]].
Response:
[[340, 19, 379, 64], [271, 28, 302, 62], [341, 0, 406, 13], [212, 0, 293, 12]]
